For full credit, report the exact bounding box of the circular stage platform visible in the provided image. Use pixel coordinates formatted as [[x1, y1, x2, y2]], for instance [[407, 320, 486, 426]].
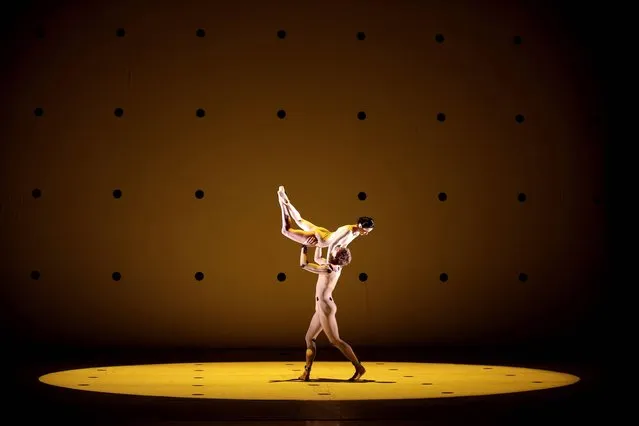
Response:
[[39, 361, 579, 400]]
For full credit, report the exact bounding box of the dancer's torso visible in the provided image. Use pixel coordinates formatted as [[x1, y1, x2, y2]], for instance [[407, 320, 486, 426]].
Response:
[[314, 267, 342, 302], [314, 225, 355, 247]]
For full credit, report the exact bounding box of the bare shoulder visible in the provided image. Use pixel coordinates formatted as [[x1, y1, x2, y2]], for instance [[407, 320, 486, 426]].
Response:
[[337, 224, 354, 234]]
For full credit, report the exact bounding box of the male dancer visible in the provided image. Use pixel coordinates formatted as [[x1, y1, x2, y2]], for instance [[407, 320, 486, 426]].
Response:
[[298, 244, 366, 381]]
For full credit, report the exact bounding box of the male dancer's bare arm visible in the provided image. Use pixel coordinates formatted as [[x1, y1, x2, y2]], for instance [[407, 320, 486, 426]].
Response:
[[300, 246, 333, 274], [314, 247, 328, 265]]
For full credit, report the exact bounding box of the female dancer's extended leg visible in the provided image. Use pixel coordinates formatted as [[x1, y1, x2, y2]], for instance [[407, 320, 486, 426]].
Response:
[[278, 186, 318, 232], [279, 195, 317, 245]]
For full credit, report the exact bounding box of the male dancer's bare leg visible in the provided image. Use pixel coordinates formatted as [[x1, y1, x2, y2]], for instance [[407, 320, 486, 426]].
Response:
[[318, 308, 366, 381], [299, 311, 323, 381]]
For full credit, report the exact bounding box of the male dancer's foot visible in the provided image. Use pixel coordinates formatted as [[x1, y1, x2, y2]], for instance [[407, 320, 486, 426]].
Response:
[[298, 365, 311, 381], [348, 363, 366, 381]]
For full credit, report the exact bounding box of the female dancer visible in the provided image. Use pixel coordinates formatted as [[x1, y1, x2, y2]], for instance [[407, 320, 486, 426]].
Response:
[[278, 186, 374, 257]]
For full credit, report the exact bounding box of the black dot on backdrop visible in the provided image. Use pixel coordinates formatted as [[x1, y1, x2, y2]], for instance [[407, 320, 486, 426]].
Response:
[[440, 273, 448, 282], [517, 193, 527, 202], [515, 114, 525, 123], [513, 35, 522, 45], [195, 272, 204, 281], [518, 273, 528, 282], [112, 272, 121, 281], [435, 33, 445, 43], [113, 189, 122, 199], [116, 28, 125, 37], [356, 31, 366, 40], [195, 189, 205, 199], [34, 107, 44, 117], [277, 29, 287, 39], [437, 112, 446, 122], [35, 26, 45, 38], [357, 192, 367, 201], [114, 108, 124, 117], [32, 188, 42, 199], [196, 108, 206, 118], [196, 28, 206, 37], [357, 111, 367, 120], [277, 109, 286, 119], [438, 192, 447, 202], [31, 270, 40, 280], [277, 272, 287, 282], [359, 273, 368, 282]]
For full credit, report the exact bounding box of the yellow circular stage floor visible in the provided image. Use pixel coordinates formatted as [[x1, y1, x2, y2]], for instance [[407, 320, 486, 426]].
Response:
[[38, 361, 579, 401]]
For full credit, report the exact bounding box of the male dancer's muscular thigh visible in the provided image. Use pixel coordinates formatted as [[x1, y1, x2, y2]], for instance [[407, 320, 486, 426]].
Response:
[[317, 300, 337, 316]]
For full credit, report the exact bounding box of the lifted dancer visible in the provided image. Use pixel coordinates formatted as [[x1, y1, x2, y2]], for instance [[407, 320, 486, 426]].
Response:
[[297, 244, 366, 382], [278, 185, 374, 257]]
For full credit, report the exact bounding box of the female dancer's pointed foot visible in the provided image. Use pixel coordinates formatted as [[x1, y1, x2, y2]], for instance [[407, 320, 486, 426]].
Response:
[[278, 186, 290, 204], [348, 364, 366, 381]]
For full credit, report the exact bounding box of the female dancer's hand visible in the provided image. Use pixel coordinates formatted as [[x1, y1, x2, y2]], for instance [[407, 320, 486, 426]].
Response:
[[305, 235, 318, 245]]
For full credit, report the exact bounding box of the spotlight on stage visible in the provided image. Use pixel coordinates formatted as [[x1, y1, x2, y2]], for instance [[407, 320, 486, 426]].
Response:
[[39, 361, 579, 400]]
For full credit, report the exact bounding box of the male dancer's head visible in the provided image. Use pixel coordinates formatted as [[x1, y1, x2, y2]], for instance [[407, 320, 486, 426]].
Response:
[[329, 246, 352, 266]]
